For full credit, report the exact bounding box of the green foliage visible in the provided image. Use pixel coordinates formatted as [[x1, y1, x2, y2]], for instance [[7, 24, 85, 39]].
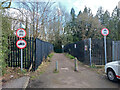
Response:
[[117, 21, 120, 40], [54, 38, 62, 53], [63, 6, 120, 44], [83, 6, 88, 13], [30, 75, 36, 80], [48, 53, 54, 58], [0, 10, 14, 75], [64, 6, 103, 42], [21, 69, 27, 74], [96, 6, 120, 40], [66, 53, 75, 59], [95, 65, 104, 69], [70, 8, 76, 21], [53, 69, 59, 73], [90, 64, 104, 69], [78, 10, 82, 16], [90, 64, 96, 68]]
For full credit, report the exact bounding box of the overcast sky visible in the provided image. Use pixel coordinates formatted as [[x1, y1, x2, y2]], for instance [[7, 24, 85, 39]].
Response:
[[57, 0, 120, 15], [11, 0, 120, 16]]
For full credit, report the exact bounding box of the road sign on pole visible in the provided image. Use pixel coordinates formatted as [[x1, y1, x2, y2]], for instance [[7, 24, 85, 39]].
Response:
[[21, 49, 23, 71], [101, 28, 109, 64], [17, 23, 26, 71], [101, 28, 109, 36], [20, 23, 26, 29], [16, 28, 26, 38], [16, 39, 27, 49], [16, 39, 27, 71]]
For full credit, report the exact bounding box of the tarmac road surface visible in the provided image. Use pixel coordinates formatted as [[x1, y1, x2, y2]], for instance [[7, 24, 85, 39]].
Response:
[[27, 53, 120, 88]]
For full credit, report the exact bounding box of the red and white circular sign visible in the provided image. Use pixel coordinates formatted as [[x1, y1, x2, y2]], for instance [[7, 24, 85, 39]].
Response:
[[16, 28, 26, 38], [101, 28, 109, 36], [16, 39, 27, 49]]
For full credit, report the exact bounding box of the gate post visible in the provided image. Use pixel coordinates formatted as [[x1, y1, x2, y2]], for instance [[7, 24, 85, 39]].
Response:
[[112, 41, 115, 61], [89, 38, 92, 66]]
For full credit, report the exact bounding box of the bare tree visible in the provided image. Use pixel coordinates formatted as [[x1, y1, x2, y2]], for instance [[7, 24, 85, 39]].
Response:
[[1, 0, 12, 9]]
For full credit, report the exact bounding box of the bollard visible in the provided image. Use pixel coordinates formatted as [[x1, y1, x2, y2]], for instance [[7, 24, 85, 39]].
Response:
[[74, 58, 78, 71], [56, 61, 58, 71]]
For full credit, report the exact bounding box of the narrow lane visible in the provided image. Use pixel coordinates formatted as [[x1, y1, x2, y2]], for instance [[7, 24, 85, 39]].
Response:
[[27, 53, 119, 88]]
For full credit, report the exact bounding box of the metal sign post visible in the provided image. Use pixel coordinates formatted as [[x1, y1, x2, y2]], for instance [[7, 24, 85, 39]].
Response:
[[104, 36, 107, 64], [16, 39, 27, 71], [101, 28, 109, 65], [16, 28, 27, 71], [89, 38, 92, 66], [112, 41, 115, 61], [21, 49, 23, 71]]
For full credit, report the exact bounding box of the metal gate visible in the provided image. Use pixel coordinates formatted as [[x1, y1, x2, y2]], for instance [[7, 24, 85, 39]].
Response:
[[91, 39, 112, 65], [64, 38, 113, 65], [112, 41, 120, 61], [64, 38, 90, 65]]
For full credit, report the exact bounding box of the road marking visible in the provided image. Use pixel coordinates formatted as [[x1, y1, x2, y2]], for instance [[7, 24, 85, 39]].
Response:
[[61, 68, 69, 70]]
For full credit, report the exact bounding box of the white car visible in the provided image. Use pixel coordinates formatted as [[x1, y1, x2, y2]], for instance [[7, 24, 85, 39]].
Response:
[[105, 61, 120, 81]]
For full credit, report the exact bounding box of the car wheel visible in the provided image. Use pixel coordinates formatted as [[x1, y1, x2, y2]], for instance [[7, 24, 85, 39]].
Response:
[[107, 69, 117, 81]]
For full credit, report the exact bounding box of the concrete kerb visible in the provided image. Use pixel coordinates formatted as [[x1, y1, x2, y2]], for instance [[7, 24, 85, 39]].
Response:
[[2, 76, 30, 88], [23, 76, 30, 88]]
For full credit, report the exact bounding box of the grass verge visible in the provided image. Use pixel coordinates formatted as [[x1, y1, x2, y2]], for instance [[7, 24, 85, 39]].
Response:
[[30, 61, 50, 80], [2, 67, 28, 84], [48, 53, 54, 59], [30, 53, 54, 80], [53, 69, 59, 73], [65, 53, 75, 59]]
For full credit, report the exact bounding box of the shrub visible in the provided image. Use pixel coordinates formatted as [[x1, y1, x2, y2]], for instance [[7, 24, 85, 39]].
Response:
[[66, 53, 75, 59], [48, 53, 54, 58], [0, 12, 13, 75], [90, 64, 96, 68]]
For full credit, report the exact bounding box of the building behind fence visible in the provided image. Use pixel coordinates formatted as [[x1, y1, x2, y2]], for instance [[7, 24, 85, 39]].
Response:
[[64, 38, 120, 65], [7, 36, 53, 71]]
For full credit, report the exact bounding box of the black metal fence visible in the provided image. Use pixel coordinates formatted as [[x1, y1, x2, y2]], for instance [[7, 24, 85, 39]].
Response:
[[35, 38, 53, 70], [112, 41, 120, 61], [7, 36, 53, 70], [64, 38, 113, 65], [91, 39, 112, 65]]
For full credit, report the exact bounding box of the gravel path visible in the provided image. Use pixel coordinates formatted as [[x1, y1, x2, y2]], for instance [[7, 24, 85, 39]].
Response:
[[27, 53, 119, 88]]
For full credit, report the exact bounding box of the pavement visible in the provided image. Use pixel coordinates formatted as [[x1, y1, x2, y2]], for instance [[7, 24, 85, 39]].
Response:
[[27, 53, 120, 88], [2, 76, 30, 89]]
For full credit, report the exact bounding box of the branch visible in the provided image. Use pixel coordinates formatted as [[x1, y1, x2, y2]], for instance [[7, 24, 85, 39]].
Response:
[[39, 0, 55, 20], [2, 0, 12, 9]]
